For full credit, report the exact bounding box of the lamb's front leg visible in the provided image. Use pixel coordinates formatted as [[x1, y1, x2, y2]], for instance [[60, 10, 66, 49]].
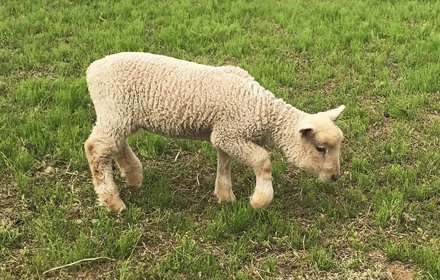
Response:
[[211, 134, 273, 209], [214, 148, 236, 203], [250, 153, 273, 209]]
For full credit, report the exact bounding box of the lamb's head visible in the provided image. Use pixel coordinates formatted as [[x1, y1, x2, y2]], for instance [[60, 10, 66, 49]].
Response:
[[283, 105, 345, 183]]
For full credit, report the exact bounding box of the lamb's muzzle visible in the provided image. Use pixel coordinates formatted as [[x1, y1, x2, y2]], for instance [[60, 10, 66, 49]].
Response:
[[84, 52, 346, 211]]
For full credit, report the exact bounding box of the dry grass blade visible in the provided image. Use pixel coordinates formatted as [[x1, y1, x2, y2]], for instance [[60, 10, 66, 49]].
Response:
[[42, 257, 116, 275]]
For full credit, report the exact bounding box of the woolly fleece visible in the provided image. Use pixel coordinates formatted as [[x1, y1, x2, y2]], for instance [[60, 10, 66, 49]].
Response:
[[85, 52, 345, 211]]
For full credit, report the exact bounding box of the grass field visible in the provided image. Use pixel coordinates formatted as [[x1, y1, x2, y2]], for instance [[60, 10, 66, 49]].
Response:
[[1, 0, 440, 279]]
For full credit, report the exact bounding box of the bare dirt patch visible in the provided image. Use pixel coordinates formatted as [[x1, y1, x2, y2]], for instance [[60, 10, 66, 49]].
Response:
[[385, 263, 413, 280]]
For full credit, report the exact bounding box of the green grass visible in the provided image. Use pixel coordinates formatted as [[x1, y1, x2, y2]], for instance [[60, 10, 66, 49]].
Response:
[[1, 0, 440, 278]]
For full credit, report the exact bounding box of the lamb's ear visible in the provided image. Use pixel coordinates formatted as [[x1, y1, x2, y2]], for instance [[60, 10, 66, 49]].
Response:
[[298, 123, 315, 138], [325, 105, 345, 121]]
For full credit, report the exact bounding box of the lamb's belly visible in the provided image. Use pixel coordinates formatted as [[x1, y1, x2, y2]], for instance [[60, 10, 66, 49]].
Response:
[[141, 118, 212, 141], [137, 99, 217, 141]]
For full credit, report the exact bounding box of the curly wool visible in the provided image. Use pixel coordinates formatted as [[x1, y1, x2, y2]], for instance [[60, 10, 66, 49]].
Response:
[[86, 52, 289, 142]]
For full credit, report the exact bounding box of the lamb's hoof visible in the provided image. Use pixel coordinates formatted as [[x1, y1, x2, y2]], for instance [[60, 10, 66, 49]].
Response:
[[127, 181, 142, 194], [129, 185, 142, 195], [125, 171, 143, 190], [214, 188, 236, 203], [250, 191, 273, 210], [99, 194, 127, 212]]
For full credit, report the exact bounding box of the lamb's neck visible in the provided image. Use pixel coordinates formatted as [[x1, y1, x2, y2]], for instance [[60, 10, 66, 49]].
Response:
[[267, 99, 309, 160]]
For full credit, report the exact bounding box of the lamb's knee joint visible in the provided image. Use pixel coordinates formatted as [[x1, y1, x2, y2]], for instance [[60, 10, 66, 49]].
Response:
[[84, 138, 96, 161]]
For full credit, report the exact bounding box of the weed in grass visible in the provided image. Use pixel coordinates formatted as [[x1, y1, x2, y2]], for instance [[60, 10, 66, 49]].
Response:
[[140, 176, 179, 209], [345, 252, 365, 270], [378, 123, 413, 163], [228, 204, 253, 233], [309, 245, 335, 271], [158, 237, 227, 280], [271, 159, 287, 180], [0, 272, 15, 280], [227, 241, 250, 272], [113, 227, 142, 259], [261, 255, 277, 273], [386, 241, 440, 278], [373, 189, 406, 228], [128, 132, 169, 159], [203, 202, 253, 240], [122, 204, 143, 225], [118, 260, 133, 280], [271, 220, 304, 250], [351, 157, 370, 174], [300, 179, 356, 220], [163, 211, 197, 232], [0, 224, 19, 259]]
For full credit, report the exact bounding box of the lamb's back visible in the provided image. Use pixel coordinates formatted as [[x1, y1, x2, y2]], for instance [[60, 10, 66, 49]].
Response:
[[87, 52, 273, 140]]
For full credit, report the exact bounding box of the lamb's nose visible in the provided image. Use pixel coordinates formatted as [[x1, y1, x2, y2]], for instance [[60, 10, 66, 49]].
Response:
[[331, 174, 339, 182]]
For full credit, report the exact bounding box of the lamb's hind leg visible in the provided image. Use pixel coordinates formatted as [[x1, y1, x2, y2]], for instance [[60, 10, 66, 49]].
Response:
[[84, 131, 126, 212], [214, 148, 236, 203], [114, 141, 143, 191]]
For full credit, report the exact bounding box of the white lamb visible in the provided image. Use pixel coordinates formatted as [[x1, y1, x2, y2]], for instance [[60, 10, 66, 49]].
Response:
[[85, 52, 345, 212]]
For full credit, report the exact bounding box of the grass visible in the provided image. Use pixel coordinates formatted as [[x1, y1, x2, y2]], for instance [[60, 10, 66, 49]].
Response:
[[1, 0, 440, 278]]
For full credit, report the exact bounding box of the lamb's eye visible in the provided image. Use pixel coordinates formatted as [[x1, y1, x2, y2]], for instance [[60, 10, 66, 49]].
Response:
[[316, 146, 326, 153]]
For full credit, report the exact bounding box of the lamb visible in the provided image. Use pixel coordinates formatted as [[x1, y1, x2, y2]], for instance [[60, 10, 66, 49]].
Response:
[[84, 52, 345, 212]]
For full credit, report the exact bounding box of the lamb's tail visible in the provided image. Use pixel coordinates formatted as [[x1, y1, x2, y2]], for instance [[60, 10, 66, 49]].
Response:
[[86, 57, 107, 85]]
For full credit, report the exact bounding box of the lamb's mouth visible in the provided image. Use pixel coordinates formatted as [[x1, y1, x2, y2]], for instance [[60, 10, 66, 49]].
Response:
[[294, 166, 334, 184]]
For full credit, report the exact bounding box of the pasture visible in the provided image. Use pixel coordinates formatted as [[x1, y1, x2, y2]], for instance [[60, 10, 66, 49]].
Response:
[[1, 0, 440, 279]]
